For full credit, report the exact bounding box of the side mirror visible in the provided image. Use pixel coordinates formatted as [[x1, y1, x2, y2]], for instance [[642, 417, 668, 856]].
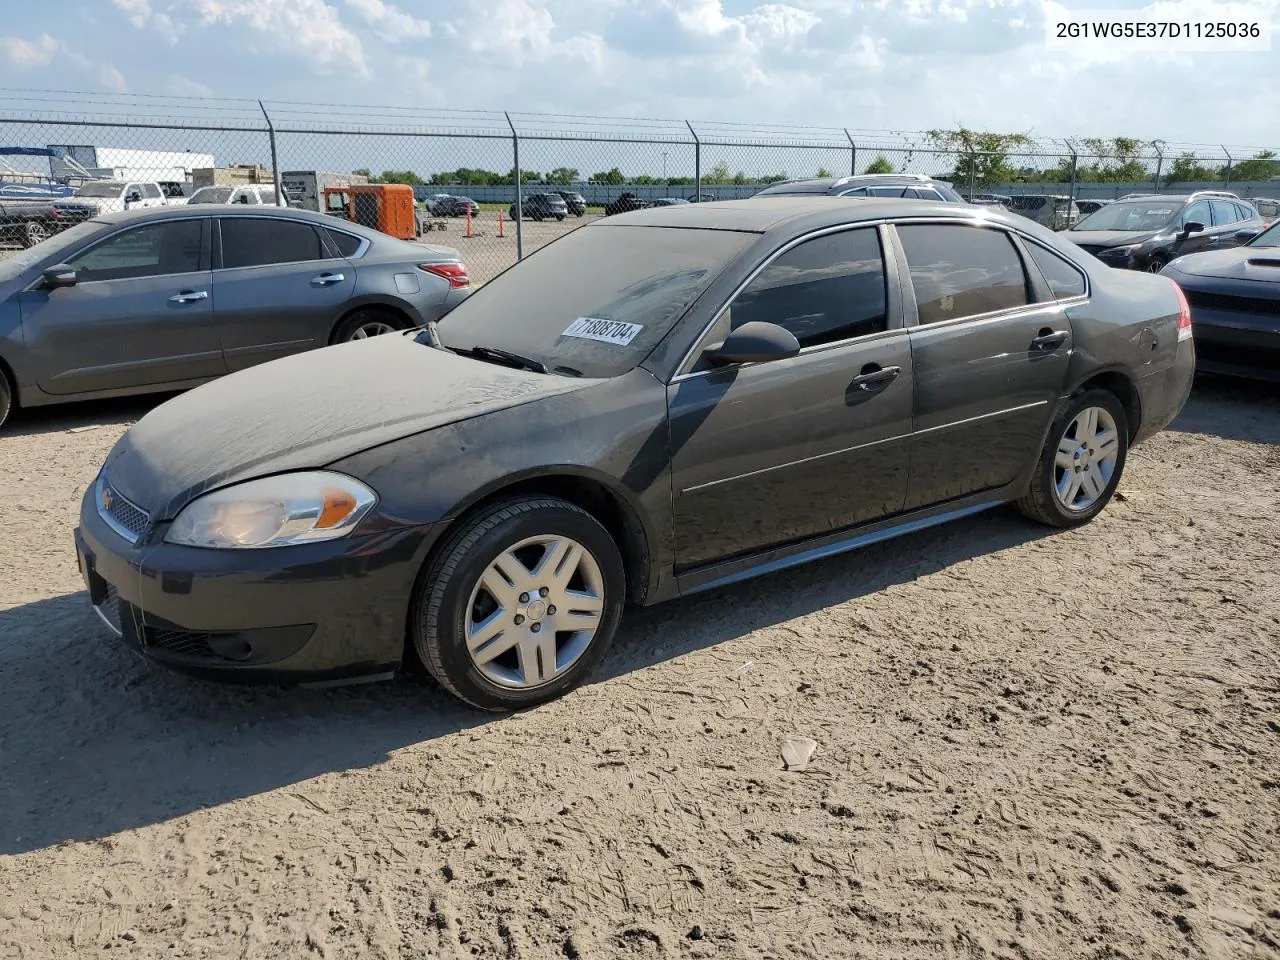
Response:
[[42, 264, 77, 288], [1181, 220, 1205, 236], [705, 321, 801, 366]]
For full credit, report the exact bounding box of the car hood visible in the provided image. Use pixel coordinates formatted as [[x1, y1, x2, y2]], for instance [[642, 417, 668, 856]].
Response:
[[1165, 246, 1280, 281], [102, 333, 595, 519], [1063, 230, 1158, 248]]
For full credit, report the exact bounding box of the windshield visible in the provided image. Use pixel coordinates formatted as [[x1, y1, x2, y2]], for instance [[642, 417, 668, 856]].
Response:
[[1074, 199, 1179, 232], [1248, 220, 1280, 247], [188, 186, 234, 204], [74, 182, 125, 199], [0, 220, 101, 282], [435, 225, 754, 379]]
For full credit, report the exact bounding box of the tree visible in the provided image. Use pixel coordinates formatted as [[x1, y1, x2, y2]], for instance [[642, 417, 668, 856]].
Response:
[[926, 127, 1033, 188], [352, 167, 377, 182], [816, 166, 833, 178], [590, 167, 624, 185], [545, 167, 580, 185], [1076, 137, 1150, 183], [703, 161, 732, 185], [377, 170, 424, 186], [759, 172, 788, 184], [1232, 150, 1277, 182], [1164, 152, 1221, 185], [863, 155, 895, 175]]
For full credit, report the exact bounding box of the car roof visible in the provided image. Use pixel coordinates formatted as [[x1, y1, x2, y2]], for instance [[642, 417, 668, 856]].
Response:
[[593, 195, 1026, 235], [756, 174, 949, 196], [91, 203, 379, 235]]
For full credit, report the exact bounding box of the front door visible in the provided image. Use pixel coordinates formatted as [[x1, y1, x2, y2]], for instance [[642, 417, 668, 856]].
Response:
[[19, 217, 225, 395], [891, 222, 1073, 510], [213, 216, 355, 371], [1174, 198, 1215, 257], [668, 226, 913, 569]]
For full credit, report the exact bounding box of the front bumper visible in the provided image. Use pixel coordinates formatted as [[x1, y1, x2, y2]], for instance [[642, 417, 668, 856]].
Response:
[[1190, 310, 1280, 381], [74, 492, 442, 685]]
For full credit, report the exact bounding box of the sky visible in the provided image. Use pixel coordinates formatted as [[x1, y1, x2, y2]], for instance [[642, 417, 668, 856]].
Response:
[[0, 0, 1276, 176]]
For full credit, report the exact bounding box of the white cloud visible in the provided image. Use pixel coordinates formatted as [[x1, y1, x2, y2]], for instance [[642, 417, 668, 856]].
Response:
[[111, 0, 184, 43], [0, 33, 59, 65], [192, 0, 367, 72], [344, 0, 432, 41]]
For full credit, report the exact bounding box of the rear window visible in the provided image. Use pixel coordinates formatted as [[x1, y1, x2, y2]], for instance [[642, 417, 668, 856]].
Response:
[[435, 225, 753, 379]]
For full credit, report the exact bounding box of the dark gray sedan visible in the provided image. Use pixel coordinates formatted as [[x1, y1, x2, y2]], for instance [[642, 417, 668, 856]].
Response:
[[76, 198, 1194, 711], [0, 205, 471, 427]]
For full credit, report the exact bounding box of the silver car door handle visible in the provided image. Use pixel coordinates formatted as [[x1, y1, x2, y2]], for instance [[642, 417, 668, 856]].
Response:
[[168, 290, 208, 303], [311, 272, 345, 285]]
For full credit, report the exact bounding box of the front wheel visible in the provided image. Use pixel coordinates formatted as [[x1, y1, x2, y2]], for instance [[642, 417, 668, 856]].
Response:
[[1016, 389, 1128, 528], [555, 214, 565, 221], [1144, 255, 1169, 274], [411, 497, 626, 711]]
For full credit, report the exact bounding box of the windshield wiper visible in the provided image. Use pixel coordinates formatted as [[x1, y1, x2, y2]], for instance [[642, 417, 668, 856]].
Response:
[[456, 344, 549, 374]]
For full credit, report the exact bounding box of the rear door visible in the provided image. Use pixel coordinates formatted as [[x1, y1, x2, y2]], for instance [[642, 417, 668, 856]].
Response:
[[1209, 200, 1247, 249], [212, 215, 356, 371], [668, 226, 913, 570], [891, 221, 1073, 510], [18, 217, 225, 395]]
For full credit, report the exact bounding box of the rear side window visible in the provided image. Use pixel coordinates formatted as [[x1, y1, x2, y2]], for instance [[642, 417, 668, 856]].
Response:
[[721, 227, 888, 350], [910, 187, 945, 201], [897, 224, 1030, 324], [141, 183, 163, 200], [1210, 200, 1239, 225], [325, 228, 364, 258], [868, 186, 907, 197], [1026, 243, 1087, 300], [220, 218, 325, 268]]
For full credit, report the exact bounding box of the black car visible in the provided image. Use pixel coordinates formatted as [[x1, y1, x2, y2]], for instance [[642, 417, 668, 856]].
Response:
[[76, 197, 1194, 711], [1161, 219, 1280, 380], [509, 193, 568, 222], [603, 192, 648, 216], [0, 206, 471, 428], [1063, 192, 1265, 273], [431, 195, 479, 218], [555, 191, 586, 217], [1075, 199, 1112, 216], [687, 193, 718, 203], [754, 174, 965, 203], [0, 198, 58, 248], [648, 198, 690, 207]]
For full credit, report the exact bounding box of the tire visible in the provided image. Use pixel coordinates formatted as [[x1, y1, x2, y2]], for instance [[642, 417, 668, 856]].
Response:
[[1144, 254, 1169, 274], [332, 308, 409, 343], [0, 371, 12, 429], [22, 220, 47, 248], [1016, 389, 1129, 528], [555, 214, 565, 222], [575, 210, 584, 218], [411, 497, 626, 711]]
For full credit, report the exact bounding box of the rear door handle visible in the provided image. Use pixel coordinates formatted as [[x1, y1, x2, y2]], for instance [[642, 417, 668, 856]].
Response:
[[850, 363, 901, 392], [1031, 329, 1069, 351], [168, 290, 208, 303], [311, 272, 345, 286]]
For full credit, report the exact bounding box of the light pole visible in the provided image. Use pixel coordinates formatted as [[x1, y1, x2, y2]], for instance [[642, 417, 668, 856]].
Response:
[[662, 151, 668, 180]]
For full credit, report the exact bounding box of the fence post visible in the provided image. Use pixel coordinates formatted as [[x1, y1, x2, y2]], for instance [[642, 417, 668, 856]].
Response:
[[1068, 146, 1078, 203], [686, 121, 701, 200], [505, 111, 522, 260], [257, 100, 284, 206], [1152, 143, 1163, 194], [844, 128, 857, 176], [1222, 145, 1233, 188], [966, 147, 976, 199]]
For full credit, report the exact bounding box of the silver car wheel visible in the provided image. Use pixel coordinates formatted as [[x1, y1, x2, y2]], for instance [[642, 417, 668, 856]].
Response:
[[1054, 406, 1121, 512], [464, 535, 605, 689], [1145, 259, 1165, 273], [347, 321, 396, 340]]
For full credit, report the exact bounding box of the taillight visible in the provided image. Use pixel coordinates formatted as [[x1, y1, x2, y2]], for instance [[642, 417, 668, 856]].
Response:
[[419, 262, 470, 288], [1172, 281, 1192, 341]]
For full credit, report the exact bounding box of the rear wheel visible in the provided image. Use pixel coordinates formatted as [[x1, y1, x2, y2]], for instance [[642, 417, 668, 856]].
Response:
[[411, 497, 626, 711], [0, 371, 12, 428], [1016, 389, 1128, 528], [332, 308, 409, 343], [555, 214, 565, 222], [22, 220, 47, 248]]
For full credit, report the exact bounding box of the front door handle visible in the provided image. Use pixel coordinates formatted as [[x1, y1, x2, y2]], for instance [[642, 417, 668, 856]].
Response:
[[311, 272, 345, 286], [850, 363, 901, 392], [168, 290, 208, 303], [1030, 329, 1069, 351]]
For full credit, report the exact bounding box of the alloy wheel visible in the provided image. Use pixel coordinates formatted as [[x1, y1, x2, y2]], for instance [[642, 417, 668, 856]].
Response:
[[347, 321, 396, 340], [464, 535, 605, 689], [1054, 406, 1121, 511]]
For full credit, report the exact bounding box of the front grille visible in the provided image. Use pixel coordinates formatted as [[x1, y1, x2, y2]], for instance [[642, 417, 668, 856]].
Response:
[[98, 476, 150, 542], [1186, 290, 1280, 317]]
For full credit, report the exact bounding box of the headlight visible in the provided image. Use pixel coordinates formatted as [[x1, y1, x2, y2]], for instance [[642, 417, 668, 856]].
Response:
[[165, 471, 377, 549]]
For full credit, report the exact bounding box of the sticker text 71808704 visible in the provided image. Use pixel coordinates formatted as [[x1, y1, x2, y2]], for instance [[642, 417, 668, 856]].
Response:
[[561, 318, 644, 346]]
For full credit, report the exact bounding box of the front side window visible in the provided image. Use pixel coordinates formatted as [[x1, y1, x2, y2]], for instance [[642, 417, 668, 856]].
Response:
[[220, 218, 325, 269], [713, 228, 888, 352], [896, 224, 1030, 325], [1181, 200, 1211, 227], [67, 220, 203, 282], [1026, 243, 1087, 300]]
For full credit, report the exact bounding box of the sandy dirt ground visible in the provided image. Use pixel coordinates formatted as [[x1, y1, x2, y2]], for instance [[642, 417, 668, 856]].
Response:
[[1, 377, 1278, 960]]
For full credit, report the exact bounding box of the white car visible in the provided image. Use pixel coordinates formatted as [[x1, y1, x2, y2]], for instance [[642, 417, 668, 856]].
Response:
[[187, 184, 279, 206], [51, 181, 169, 223]]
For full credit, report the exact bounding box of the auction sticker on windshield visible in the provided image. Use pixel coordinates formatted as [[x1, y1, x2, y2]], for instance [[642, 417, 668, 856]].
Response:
[[562, 318, 644, 346]]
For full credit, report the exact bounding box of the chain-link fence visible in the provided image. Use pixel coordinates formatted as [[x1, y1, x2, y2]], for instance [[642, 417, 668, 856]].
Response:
[[2, 90, 1277, 279]]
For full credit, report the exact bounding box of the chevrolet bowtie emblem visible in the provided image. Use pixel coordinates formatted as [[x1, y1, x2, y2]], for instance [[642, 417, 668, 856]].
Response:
[[101, 485, 114, 512]]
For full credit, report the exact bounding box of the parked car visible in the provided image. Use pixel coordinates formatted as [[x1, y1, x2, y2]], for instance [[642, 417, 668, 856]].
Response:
[[1063, 193, 1265, 273], [159, 181, 193, 204], [428, 195, 480, 217], [754, 173, 965, 203], [1006, 195, 1081, 231], [52, 181, 169, 223], [1075, 199, 1112, 216], [1250, 197, 1279, 222], [188, 184, 279, 206], [0, 205, 471, 429], [686, 193, 718, 203], [72, 197, 1193, 710], [648, 197, 690, 207], [966, 193, 1011, 209], [0, 199, 58, 248], [555, 191, 587, 216], [510, 193, 568, 222], [603, 192, 648, 216], [1161, 219, 1280, 380]]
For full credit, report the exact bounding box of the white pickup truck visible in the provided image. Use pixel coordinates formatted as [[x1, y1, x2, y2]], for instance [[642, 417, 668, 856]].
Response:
[[50, 180, 169, 224]]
